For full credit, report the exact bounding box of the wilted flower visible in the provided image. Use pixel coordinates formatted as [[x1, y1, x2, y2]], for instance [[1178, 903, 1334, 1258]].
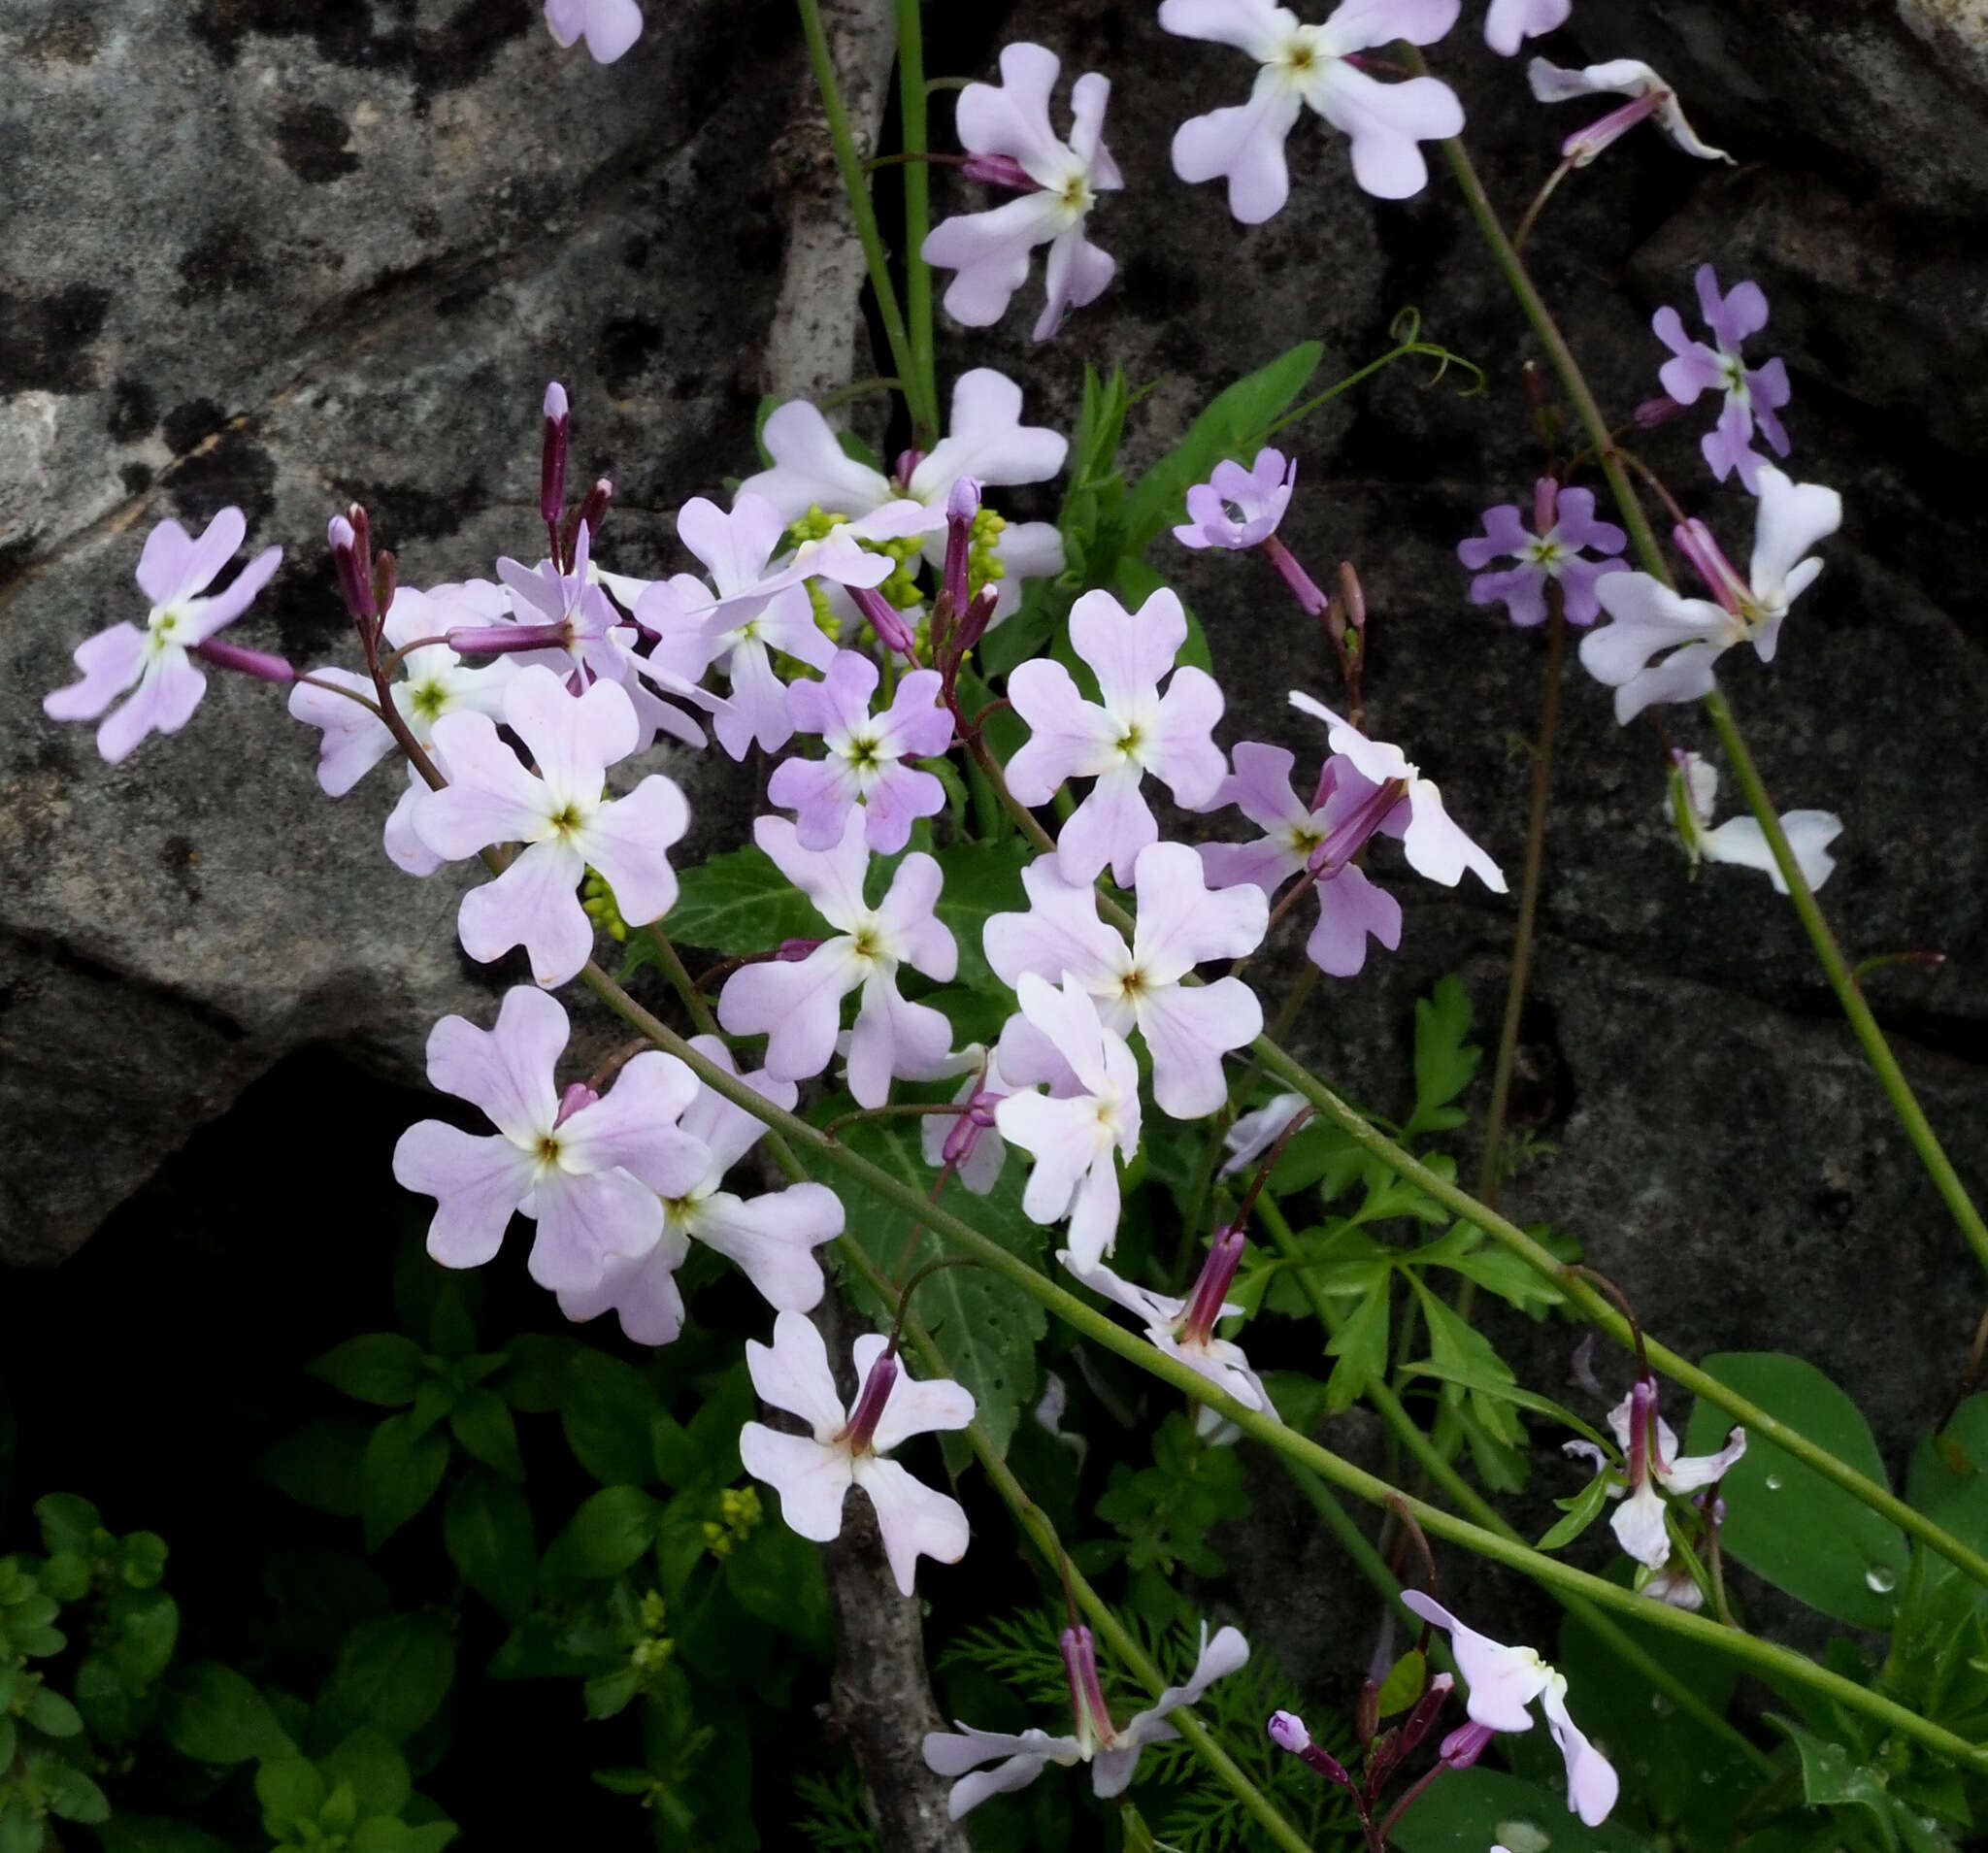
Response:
[[1528, 58, 1730, 168], [1667, 750, 1840, 894]]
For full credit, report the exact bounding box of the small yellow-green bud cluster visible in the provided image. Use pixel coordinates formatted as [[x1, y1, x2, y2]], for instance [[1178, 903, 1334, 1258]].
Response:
[[701, 1485, 762, 1559], [629, 1592, 674, 1677], [967, 506, 1008, 599], [582, 868, 627, 942]]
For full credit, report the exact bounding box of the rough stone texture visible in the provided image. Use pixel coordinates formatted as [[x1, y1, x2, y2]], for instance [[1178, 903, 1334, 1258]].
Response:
[[5, 0, 1988, 1618]]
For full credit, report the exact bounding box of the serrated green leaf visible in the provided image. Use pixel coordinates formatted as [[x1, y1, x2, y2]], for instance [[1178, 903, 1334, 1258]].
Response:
[[1403, 975, 1481, 1142], [1325, 1277, 1392, 1412], [309, 1335, 426, 1407], [666, 846, 829, 955], [815, 1108, 1045, 1456], [1682, 1351, 1908, 1630], [443, 1471, 536, 1621]]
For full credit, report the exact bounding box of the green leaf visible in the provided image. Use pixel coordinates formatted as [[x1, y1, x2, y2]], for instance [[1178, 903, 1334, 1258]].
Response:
[[1681, 1351, 1908, 1630], [43, 1760, 111, 1825], [553, 1486, 664, 1579], [25, 1684, 83, 1737], [1388, 1768, 1652, 1853], [448, 1387, 524, 1481], [320, 1776, 360, 1836], [1405, 1276, 1527, 1448], [1538, 1472, 1613, 1550], [361, 1414, 452, 1550], [1094, 1411, 1249, 1577], [1117, 343, 1323, 555], [161, 1662, 293, 1764], [36, 1548, 89, 1603], [258, 1417, 372, 1519], [1324, 1277, 1392, 1412], [1399, 1356, 1605, 1448], [1909, 1393, 1988, 1554], [310, 1335, 427, 1407], [319, 1727, 413, 1821], [257, 1756, 329, 1833], [498, 1333, 580, 1413], [561, 1350, 663, 1486], [931, 840, 1030, 992], [96, 1817, 235, 1853], [723, 1514, 833, 1660], [34, 1493, 102, 1555], [315, 1614, 456, 1745], [666, 846, 828, 954], [1375, 1647, 1425, 1718], [1403, 975, 1481, 1142], [584, 1665, 645, 1720], [102, 1585, 180, 1689], [443, 1470, 537, 1621], [816, 1108, 1046, 1457]]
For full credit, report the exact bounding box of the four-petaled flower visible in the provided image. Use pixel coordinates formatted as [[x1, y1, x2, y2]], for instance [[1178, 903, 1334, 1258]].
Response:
[[1062, 1227, 1276, 1414], [717, 814, 957, 1107], [1288, 696, 1508, 892], [739, 1310, 975, 1596], [1457, 480, 1627, 628], [994, 973, 1143, 1269], [1528, 58, 1730, 170], [412, 665, 690, 985], [543, 0, 642, 63], [1008, 587, 1227, 887], [556, 1036, 845, 1344], [1652, 264, 1793, 492], [1484, 0, 1571, 57], [1199, 741, 1405, 976], [1665, 749, 1841, 895], [392, 985, 709, 1292], [1160, 0, 1466, 217], [925, 1621, 1249, 1816], [46, 508, 282, 764], [1402, 1591, 1619, 1826], [1579, 466, 1840, 722], [985, 841, 1266, 1117], [1172, 448, 1294, 550], [742, 370, 1067, 629], [769, 651, 955, 852], [923, 42, 1123, 342]]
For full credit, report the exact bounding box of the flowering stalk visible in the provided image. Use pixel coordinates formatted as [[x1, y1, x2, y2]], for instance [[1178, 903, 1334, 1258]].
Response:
[[574, 958, 1988, 1770], [793, 0, 940, 440], [1410, 48, 1988, 1286]]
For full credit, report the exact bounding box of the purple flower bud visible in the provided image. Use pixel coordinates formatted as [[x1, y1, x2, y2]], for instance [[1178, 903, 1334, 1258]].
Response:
[[1268, 1710, 1354, 1787], [574, 480, 613, 542], [1396, 1670, 1455, 1760], [1260, 534, 1330, 618], [194, 638, 296, 684], [1441, 1721, 1496, 1770], [1180, 1226, 1246, 1347], [1561, 87, 1663, 166], [328, 508, 375, 622], [841, 1348, 899, 1455], [952, 587, 998, 658], [1632, 394, 1687, 431], [1673, 517, 1750, 616], [942, 479, 980, 614], [447, 620, 574, 656], [372, 549, 398, 622], [941, 1083, 1001, 1172], [541, 381, 572, 529], [1533, 477, 1560, 540], [960, 151, 1042, 191], [553, 1080, 599, 1128], [848, 584, 918, 657], [892, 447, 924, 494]]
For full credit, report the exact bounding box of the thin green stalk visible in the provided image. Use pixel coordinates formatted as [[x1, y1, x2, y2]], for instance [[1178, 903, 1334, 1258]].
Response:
[[893, 0, 938, 445], [793, 0, 939, 438], [1416, 69, 1988, 1282], [831, 1208, 1316, 1851], [1248, 1038, 1988, 1597], [1253, 1195, 1774, 1774], [575, 960, 1988, 1771]]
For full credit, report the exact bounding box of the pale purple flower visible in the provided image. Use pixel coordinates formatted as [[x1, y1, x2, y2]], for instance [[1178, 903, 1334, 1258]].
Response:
[[412, 666, 690, 986], [1457, 480, 1626, 627], [1528, 58, 1730, 168], [392, 986, 708, 1292], [739, 1310, 975, 1596], [1173, 448, 1295, 549], [926, 1621, 1248, 1816], [1007, 587, 1227, 886], [742, 370, 1067, 628], [1401, 1592, 1619, 1826], [288, 585, 514, 796], [1604, 1377, 1746, 1570], [558, 1036, 842, 1343], [769, 652, 955, 852], [984, 842, 1266, 1117], [1668, 750, 1840, 895], [45, 508, 282, 764], [1062, 1229, 1276, 1414], [716, 814, 956, 1108], [1160, 0, 1466, 218], [543, 0, 642, 62], [922, 43, 1123, 343], [1221, 1092, 1308, 1175], [1484, 0, 1570, 56], [1579, 465, 1840, 721], [485, 520, 643, 690], [920, 1046, 1017, 1196], [1652, 264, 1793, 492], [994, 973, 1142, 1269], [1287, 697, 1508, 892], [1199, 741, 1406, 976]]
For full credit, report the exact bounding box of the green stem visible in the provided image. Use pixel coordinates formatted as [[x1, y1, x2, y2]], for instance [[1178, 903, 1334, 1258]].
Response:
[[575, 959, 1988, 1772], [1253, 1196, 1774, 1774], [1421, 76, 1988, 1282], [1259, 322, 1483, 443], [1248, 1038, 1988, 1598], [893, 0, 938, 447], [792, 0, 938, 438], [1475, 599, 1566, 1210]]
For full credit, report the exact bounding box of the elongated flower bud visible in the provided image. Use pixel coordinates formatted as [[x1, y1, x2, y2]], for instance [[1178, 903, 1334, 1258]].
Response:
[[1060, 1626, 1116, 1756], [195, 638, 295, 684], [848, 583, 918, 656], [842, 1350, 899, 1456], [542, 381, 571, 529]]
